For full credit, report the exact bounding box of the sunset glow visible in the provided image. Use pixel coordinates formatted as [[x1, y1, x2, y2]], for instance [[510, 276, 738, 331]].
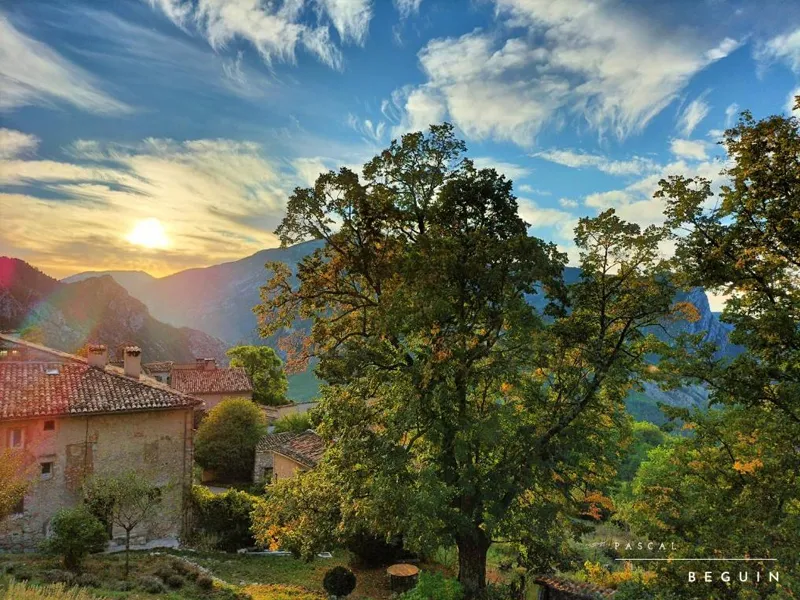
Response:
[[126, 218, 169, 249]]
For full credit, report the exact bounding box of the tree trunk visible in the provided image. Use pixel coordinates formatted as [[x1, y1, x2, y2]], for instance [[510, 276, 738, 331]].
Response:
[[124, 529, 131, 579], [457, 528, 490, 600]]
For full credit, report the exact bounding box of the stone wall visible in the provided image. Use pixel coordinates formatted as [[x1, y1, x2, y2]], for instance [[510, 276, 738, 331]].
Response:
[[0, 408, 194, 551]]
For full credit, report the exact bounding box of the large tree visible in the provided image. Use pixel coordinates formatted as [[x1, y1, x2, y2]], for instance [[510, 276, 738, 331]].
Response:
[[255, 125, 677, 597], [227, 345, 289, 406], [0, 449, 30, 521], [629, 104, 800, 598]]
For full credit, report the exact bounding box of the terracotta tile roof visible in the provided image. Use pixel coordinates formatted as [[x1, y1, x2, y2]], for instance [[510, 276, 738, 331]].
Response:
[[533, 576, 616, 598], [257, 430, 325, 468], [143, 361, 174, 374], [170, 365, 253, 395], [0, 335, 201, 419]]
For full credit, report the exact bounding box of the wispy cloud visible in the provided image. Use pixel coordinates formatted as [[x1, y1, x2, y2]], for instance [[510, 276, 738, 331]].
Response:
[[0, 129, 40, 159], [146, 0, 374, 71], [757, 27, 800, 72], [677, 93, 711, 136], [534, 149, 656, 176], [390, 0, 739, 146], [0, 135, 327, 277], [0, 14, 131, 114], [394, 0, 423, 19], [472, 157, 531, 180]]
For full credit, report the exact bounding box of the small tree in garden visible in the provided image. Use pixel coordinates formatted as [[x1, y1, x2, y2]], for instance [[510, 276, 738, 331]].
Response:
[[323, 566, 357, 598], [44, 506, 107, 572], [194, 397, 268, 481], [83, 471, 163, 578], [0, 448, 30, 521]]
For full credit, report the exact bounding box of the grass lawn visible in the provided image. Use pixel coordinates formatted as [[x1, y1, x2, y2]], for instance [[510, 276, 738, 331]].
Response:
[[0, 549, 427, 599]]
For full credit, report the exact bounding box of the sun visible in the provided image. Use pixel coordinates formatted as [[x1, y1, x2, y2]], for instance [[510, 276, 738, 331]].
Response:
[[127, 218, 169, 249]]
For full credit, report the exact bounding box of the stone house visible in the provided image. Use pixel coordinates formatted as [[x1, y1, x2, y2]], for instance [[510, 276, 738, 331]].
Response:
[[253, 430, 325, 484], [168, 359, 253, 411], [0, 335, 201, 552]]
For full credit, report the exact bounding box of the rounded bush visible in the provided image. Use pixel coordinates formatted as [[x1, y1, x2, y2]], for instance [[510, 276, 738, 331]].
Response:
[[137, 575, 166, 594], [165, 573, 185, 589], [76, 572, 101, 587], [43, 506, 108, 572], [197, 574, 214, 590], [42, 569, 75, 585], [323, 566, 357, 598]]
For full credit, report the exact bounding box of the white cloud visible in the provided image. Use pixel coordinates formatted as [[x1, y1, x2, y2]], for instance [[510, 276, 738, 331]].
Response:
[[583, 158, 726, 226], [346, 114, 386, 144], [534, 149, 656, 176], [0, 15, 131, 113], [0, 137, 329, 276], [391, 0, 737, 146], [147, 0, 374, 71], [724, 102, 739, 127], [669, 138, 709, 161], [757, 27, 800, 72], [518, 184, 551, 196], [394, 0, 423, 18], [788, 87, 800, 117], [677, 93, 711, 136], [517, 198, 575, 231], [559, 197, 578, 209], [472, 157, 530, 180], [0, 129, 39, 159]]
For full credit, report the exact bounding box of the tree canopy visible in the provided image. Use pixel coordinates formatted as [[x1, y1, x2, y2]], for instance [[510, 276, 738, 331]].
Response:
[[227, 344, 289, 406], [254, 124, 681, 598], [195, 397, 268, 482]]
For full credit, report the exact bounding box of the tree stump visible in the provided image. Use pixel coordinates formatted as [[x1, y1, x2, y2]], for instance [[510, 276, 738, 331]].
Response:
[[387, 563, 420, 593]]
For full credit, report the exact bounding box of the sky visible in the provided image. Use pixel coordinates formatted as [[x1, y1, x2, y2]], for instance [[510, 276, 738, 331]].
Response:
[[1, 0, 799, 310]]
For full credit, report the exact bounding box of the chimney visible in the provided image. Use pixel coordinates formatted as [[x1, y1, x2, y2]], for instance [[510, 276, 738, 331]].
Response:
[[196, 358, 205, 370], [123, 346, 141, 379], [196, 358, 216, 370], [204, 358, 216, 370], [87, 344, 108, 369]]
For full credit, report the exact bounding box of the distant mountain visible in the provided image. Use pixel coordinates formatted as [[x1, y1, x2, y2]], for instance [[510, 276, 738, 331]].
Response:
[[1, 258, 228, 364], [63, 242, 740, 415], [61, 241, 323, 345]]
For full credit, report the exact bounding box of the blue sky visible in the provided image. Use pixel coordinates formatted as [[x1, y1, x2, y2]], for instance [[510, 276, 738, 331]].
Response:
[[1, 0, 799, 301]]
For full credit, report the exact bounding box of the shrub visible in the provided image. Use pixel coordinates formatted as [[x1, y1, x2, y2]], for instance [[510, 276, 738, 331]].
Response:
[[42, 506, 108, 572], [137, 574, 166, 594], [2, 581, 98, 600], [112, 580, 135, 591], [75, 573, 101, 588], [197, 574, 215, 590], [41, 570, 75, 585], [194, 398, 268, 481], [165, 573, 185, 589], [322, 566, 357, 598], [190, 485, 259, 551], [272, 412, 312, 434], [243, 584, 324, 600], [399, 572, 463, 600]]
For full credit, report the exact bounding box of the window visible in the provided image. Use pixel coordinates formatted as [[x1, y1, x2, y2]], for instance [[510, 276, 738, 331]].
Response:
[[41, 462, 53, 479], [263, 467, 273, 483], [12, 497, 24, 516], [9, 428, 24, 449], [43, 420, 55, 431]]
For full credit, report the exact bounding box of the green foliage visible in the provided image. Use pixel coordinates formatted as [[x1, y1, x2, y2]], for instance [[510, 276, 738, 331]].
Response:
[[322, 566, 356, 597], [191, 485, 259, 551], [399, 572, 463, 600], [83, 470, 163, 578], [254, 124, 677, 597], [0, 448, 30, 521], [228, 345, 289, 406], [2, 581, 101, 600], [195, 397, 268, 481], [627, 102, 800, 599], [616, 421, 667, 483], [136, 574, 166, 593], [273, 412, 313, 434], [42, 506, 107, 572]]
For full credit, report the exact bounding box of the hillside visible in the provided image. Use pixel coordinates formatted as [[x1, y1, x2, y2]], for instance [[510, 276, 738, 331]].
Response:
[[0, 257, 228, 364], [63, 242, 739, 412]]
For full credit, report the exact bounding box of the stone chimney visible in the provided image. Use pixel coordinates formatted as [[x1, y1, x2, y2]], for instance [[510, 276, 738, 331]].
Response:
[[196, 358, 216, 370], [87, 344, 107, 369], [204, 358, 216, 370], [123, 346, 141, 379]]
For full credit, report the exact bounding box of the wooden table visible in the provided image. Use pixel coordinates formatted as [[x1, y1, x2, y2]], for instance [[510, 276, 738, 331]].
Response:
[[387, 563, 420, 592]]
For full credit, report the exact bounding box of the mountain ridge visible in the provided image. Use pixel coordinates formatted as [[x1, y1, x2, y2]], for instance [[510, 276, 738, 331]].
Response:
[[1, 257, 228, 364]]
